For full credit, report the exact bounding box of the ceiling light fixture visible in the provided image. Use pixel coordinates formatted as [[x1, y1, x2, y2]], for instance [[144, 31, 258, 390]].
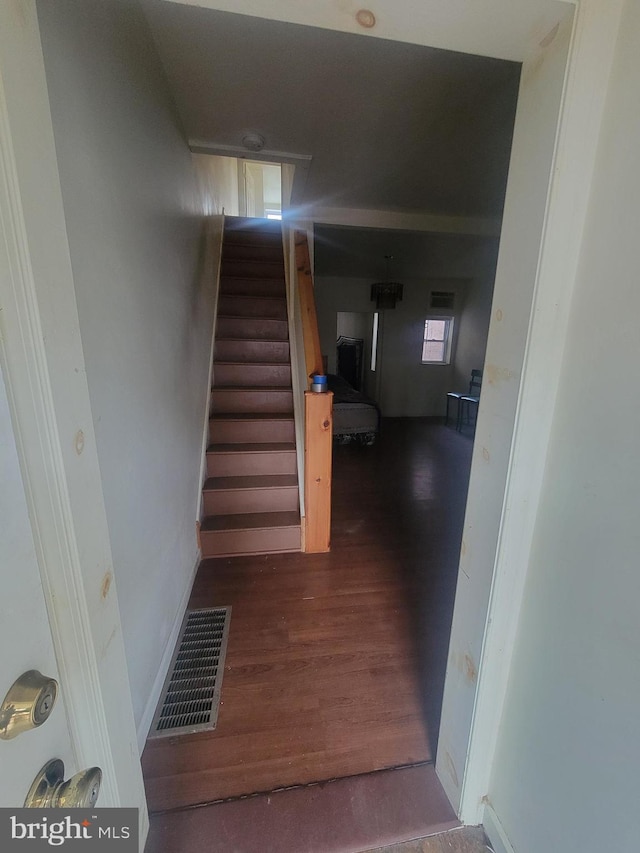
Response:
[[241, 132, 265, 152], [356, 9, 376, 29], [371, 255, 403, 310]]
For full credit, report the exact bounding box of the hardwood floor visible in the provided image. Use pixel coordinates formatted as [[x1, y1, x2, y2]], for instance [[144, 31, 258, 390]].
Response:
[[372, 826, 490, 853], [142, 419, 473, 812], [145, 764, 461, 853]]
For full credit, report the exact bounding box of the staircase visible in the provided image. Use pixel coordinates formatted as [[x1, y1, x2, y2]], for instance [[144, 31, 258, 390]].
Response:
[[200, 217, 301, 558]]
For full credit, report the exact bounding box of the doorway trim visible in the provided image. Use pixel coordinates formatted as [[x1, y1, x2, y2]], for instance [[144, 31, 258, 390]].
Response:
[[0, 0, 147, 832], [441, 0, 625, 825]]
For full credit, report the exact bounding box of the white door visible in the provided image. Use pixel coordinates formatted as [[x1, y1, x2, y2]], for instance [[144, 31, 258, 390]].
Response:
[[0, 0, 148, 843], [0, 369, 75, 805]]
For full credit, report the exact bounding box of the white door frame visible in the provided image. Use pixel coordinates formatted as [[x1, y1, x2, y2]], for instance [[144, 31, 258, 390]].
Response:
[[441, 0, 625, 824], [0, 0, 147, 841]]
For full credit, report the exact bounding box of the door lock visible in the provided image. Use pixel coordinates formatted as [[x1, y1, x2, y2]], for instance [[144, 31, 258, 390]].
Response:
[[0, 670, 58, 740], [25, 759, 102, 808]]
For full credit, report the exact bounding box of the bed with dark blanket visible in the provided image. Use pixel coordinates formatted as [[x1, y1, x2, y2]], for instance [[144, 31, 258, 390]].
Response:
[[327, 373, 380, 445]]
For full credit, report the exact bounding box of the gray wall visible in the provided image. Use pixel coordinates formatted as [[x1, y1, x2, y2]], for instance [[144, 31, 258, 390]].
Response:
[[488, 2, 640, 849], [37, 0, 214, 735], [451, 246, 498, 394]]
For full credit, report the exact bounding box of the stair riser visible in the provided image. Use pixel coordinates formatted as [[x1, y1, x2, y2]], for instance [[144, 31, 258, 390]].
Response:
[[224, 221, 282, 245], [215, 340, 290, 364], [218, 295, 287, 320], [209, 418, 295, 444], [221, 259, 284, 279], [210, 389, 293, 414], [220, 278, 285, 298], [200, 525, 301, 558], [207, 451, 297, 478], [216, 317, 288, 341], [203, 487, 298, 516], [213, 363, 291, 388], [222, 244, 283, 263]]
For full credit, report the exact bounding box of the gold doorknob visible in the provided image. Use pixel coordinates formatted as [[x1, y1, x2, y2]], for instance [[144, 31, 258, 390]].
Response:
[[25, 759, 102, 808], [0, 670, 58, 740]]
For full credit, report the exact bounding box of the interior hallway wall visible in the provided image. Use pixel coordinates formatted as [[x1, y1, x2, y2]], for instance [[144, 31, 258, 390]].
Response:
[[36, 0, 215, 738], [487, 2, 639, 850], [193, 153, 239, 216]]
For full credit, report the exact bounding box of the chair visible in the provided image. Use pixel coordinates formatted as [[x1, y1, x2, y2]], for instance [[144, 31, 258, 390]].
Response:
[[458, 370, 482, 432], [446, 370, 482, 431]]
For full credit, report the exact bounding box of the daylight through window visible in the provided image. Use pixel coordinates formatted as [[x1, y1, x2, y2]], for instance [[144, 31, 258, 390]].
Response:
[[422, 318, 453, 364]]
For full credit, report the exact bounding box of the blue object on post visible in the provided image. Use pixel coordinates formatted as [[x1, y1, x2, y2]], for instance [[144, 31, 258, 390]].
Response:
[[311, 374, 328, 393]]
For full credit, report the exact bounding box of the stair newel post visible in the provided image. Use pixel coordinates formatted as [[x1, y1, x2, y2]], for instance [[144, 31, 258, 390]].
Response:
[[303, 390, 333, 553]]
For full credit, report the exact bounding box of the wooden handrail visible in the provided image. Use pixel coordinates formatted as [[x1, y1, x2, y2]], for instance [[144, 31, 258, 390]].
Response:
[[291, 229, 332, 553], [295, 231, 324, 383]]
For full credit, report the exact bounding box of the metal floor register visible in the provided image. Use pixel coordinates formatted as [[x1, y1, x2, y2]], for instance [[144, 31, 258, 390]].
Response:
[[149, 606, 231, 738]]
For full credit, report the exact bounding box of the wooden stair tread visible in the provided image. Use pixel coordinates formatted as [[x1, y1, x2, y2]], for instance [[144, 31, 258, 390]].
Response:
[[204, 475, 298, 491], [220, 280, 285, 288], [216, 336, 288, 344], [221, 260, 284, 269], [224, 215, 281, 228], [212, 385, 293, 392], [223, 225, 282, 236], [217, 314, 285, 321], [213, 361, 290, 368], [201, 511, 300, 532], [222, 239, 282, 248], [218, 296, 287, 318], [220, 281, 285, 295], [220, 275, 284, 282], [216, 316, 288, 328], [216, 317, 289, 341], [222, 242, 282, 253], [210, 413, 293, 421], [208, 442, 295, 453], [220, 293, 285, 302]]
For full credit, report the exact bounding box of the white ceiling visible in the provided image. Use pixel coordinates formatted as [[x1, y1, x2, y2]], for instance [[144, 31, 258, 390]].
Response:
[[142, 1, 524, 220], [156, 0, 571, 64]]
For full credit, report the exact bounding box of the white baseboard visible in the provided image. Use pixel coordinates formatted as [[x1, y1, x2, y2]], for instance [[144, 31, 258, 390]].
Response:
[[136, 551, 201, 753], [483, 803, 516, 853]]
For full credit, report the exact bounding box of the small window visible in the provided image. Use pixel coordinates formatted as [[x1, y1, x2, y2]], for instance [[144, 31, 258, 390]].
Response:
[[422, 317, 453, 364]]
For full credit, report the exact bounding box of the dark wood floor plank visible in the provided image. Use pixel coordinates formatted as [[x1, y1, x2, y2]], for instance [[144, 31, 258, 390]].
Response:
[[142, 419, 472, 811], [145, 764, 460, 853]]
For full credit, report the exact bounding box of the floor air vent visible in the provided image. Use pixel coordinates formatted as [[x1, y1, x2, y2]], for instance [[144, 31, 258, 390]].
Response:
[[149, 607, 231, 738]]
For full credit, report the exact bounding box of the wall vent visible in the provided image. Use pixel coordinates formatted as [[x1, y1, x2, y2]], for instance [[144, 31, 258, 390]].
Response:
[[430, 291, 455, 310]]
